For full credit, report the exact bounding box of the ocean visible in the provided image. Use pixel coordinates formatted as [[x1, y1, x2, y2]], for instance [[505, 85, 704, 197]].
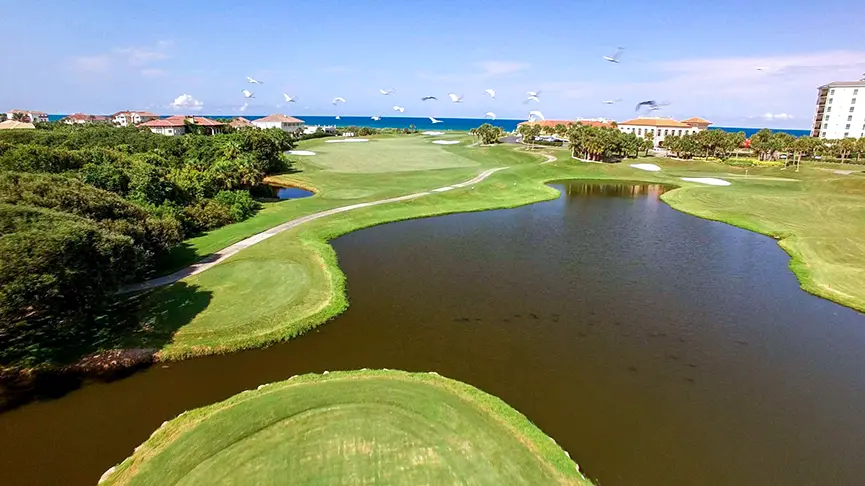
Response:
[[45, 115, 810, 137]]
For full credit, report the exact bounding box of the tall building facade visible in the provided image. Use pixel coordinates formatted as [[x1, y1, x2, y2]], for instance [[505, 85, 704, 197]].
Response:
[[811, 80, 865, 139]]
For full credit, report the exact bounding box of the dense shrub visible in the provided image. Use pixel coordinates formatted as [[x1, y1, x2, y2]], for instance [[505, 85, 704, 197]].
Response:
[[215, 190, 260, 221]]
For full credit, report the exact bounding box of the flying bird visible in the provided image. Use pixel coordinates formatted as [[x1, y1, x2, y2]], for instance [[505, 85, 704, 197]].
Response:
[[283, 94, 297, 103], [241, 90, 255, 99], [602, 98, 623, 104], [448, 93, 463, 103], [429, 116, 443, 124], [755, 66, 768, 71], [484, 89, 496, 98], [332, 97, 346, 105], [485, 112, 496, 120], [635, 100, 670, 112], [246, 76, 263, 84], [393, 105, 405, 113], [421, 96, 437, 101], [528, 110, 545, 121], [526, 90, 541, 97], [239, 102, 248, 112], [524, 95, 540, 104], [379, 88, 396, 95], [603, 47, 625, 63]]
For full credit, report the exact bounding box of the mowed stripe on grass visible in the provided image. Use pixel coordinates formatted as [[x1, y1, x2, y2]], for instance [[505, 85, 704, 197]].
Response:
[[100, 370, 591, 486]]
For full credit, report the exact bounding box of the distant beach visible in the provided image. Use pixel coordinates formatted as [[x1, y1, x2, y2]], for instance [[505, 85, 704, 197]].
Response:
[[45, 114, 810, 136]]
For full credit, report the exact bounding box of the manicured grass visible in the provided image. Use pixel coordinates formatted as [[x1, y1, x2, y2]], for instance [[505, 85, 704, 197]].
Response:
[[100, 370, 590, 486], [130, 138, 865, 362]]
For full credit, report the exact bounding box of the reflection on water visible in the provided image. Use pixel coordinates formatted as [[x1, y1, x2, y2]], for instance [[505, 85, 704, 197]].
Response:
[[262, 185, 314, 200], [1, 182, 864, 486], [561, 181, 669, 199]]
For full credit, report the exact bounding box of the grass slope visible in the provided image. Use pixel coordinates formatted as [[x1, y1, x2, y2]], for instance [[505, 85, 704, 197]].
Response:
[[100, 370, 590, 486], [127, 139, 865, 361]]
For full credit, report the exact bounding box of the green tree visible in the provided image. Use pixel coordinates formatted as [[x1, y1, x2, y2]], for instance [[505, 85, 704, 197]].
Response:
[[11, 113, 30, 123]]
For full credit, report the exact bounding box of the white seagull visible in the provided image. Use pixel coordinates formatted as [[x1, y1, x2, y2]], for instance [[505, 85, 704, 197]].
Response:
[[332, 97, 346, 105], [239, 102, 248, 112], [526, 90, 541, 97], [241, 90, 255, 99], [429, 116, 443, 124], [421, 96, 437, 101], [393, 105, 405, 113], [525, 95, 540, 104], [371, 114, 382, 121], [603, 47, 625, 63], [485, 112, 497, 120], [448, 93, 463, 103], [484, 88, 496, 98], [379, 88, 396, 95], [283, 94, 297, 103], [602, 98, 623, 104], [335, 115, 341, 120], [246, 76, 263, 84], [528, 110, 545, 121]]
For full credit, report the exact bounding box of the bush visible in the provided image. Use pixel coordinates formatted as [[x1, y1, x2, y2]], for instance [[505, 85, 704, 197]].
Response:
[[215, 190, 260, 221], [181, 200, 235, 233]]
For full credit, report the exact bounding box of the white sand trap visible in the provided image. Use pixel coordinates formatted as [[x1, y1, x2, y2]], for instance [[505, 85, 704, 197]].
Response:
[[423, 131, 445, 136], [325, 138, 370, 143], [287, 150, 316, 156], [681, 177, 731, 186], [432, 140, 460, 145], [630, 163, 661, 172]]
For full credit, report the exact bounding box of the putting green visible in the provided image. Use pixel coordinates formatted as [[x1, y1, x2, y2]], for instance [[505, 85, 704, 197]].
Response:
[[100, 370, 589, 485], [305, 137, 479, 173]]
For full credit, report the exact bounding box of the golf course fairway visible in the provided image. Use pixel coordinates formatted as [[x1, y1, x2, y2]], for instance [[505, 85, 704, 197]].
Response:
[[99, 370, 590, 485]]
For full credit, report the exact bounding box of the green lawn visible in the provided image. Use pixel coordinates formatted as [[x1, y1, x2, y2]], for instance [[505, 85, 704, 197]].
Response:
[[127, 138, 865, 361], [100, 370, 590, 486]]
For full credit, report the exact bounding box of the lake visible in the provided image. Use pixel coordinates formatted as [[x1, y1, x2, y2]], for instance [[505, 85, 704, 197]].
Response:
[[1, 181, 864, 485]]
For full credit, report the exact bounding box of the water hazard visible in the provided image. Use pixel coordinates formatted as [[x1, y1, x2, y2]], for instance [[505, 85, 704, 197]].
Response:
[[266, 185, 313, 200], [1, 181, 864, 485]]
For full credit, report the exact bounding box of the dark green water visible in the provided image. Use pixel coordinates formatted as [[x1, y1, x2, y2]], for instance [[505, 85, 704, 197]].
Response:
[[1, 181, 864, 485]]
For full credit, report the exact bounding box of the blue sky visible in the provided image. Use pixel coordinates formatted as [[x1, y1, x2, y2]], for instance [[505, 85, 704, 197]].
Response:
[[2, 0, 864, 127]]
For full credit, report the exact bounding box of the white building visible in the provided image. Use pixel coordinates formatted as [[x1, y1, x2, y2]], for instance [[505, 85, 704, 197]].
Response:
[[5, 109, 48, 123], [61, 113, 109, 124], [811, 80, 865, 139], [111, 111, 160, 127], [251, 114, 305, 133], [617, 117, 711, 147], [139, 115, 224, 136]]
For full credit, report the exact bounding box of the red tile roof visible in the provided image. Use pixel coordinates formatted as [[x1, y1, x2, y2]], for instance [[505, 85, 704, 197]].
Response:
[[517, 119, 615, 129], [619, 117, 692, 128], [8, 109, 47, 115], [253, 114, 305, 123], [681, 117, 712, 125], [111, 111, 160, 118], [64, 113, 108, 121], [140, 116, 224, 128], [229, 117, 253, 127]]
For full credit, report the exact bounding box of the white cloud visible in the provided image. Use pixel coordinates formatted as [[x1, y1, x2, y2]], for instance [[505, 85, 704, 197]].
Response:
[[474, 60, 530, 77], [69, 40, 172, 74], [759, 113, 794, 120], [169, 94, 204, 111]]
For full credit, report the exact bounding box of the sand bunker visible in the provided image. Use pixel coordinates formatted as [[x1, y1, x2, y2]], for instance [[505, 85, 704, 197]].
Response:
[[680, 177, 731, 186], [423, 131, 445, 136], [630, 163, 661, 172], [432, 140, 460, 145], [287, 150, 316, 156], [325, 138, 370, 143]]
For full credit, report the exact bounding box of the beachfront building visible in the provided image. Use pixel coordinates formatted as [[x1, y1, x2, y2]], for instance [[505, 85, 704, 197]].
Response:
[[517, 118, 616, 133], [229, 117, 254, 129], [811, 80, 865, 139], [111, 111, 160, 127], [139, 115, 225, 136], [251, 114, 305, 133], [0, 120, 36, 130], [5, 110, 48, 123], [617, 117, 711, 148], [61, 113, 109, 124]]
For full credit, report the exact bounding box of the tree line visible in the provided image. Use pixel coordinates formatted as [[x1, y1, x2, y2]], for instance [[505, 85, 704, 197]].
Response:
[[0, 123, 295, 367]]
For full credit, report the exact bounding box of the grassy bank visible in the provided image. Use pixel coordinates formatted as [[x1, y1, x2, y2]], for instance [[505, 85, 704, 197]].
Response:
[[100, 370, 591, 485], [123, 138, 865, 362]]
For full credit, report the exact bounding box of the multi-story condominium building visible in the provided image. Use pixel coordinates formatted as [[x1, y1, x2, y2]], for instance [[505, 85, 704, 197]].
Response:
[[811, 80, 865, 139]]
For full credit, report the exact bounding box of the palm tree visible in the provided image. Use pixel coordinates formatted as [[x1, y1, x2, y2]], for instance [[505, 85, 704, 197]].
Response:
[[11, 112, 30, 123]]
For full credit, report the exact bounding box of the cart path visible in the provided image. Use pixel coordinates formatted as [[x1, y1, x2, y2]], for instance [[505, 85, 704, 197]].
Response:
[[120, 167, 509, 293]]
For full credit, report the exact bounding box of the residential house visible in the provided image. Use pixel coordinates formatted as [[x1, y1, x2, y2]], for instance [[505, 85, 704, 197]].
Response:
[[517, 118, 617, 131], [6, 109, 48, 123], [617, 117, 712, 147], [139, 115, 225, 136], [0, 120, 36, 130], [251, 114, 305, 133], [61, 113, 109, 124], [111, 111, 160, 127], [229, 117, 254, 129]]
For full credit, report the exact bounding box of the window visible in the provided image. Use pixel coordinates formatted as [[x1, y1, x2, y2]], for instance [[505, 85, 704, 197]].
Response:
[[855, 89, 859, 95], [827, 107, 832, 112], [845, 124, 851, 130], [828, 98, 834, 104], [821, 132, 826, 138], [664, 129, 669, 135], [850, 107, 855, 113], [844, 132, 849, 137], [848, 115, 854, 121], [853, 98, 858, 104], [826, 115, 830, 120], [830, 89, 835, 95], [823, 123, 828, 129]]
